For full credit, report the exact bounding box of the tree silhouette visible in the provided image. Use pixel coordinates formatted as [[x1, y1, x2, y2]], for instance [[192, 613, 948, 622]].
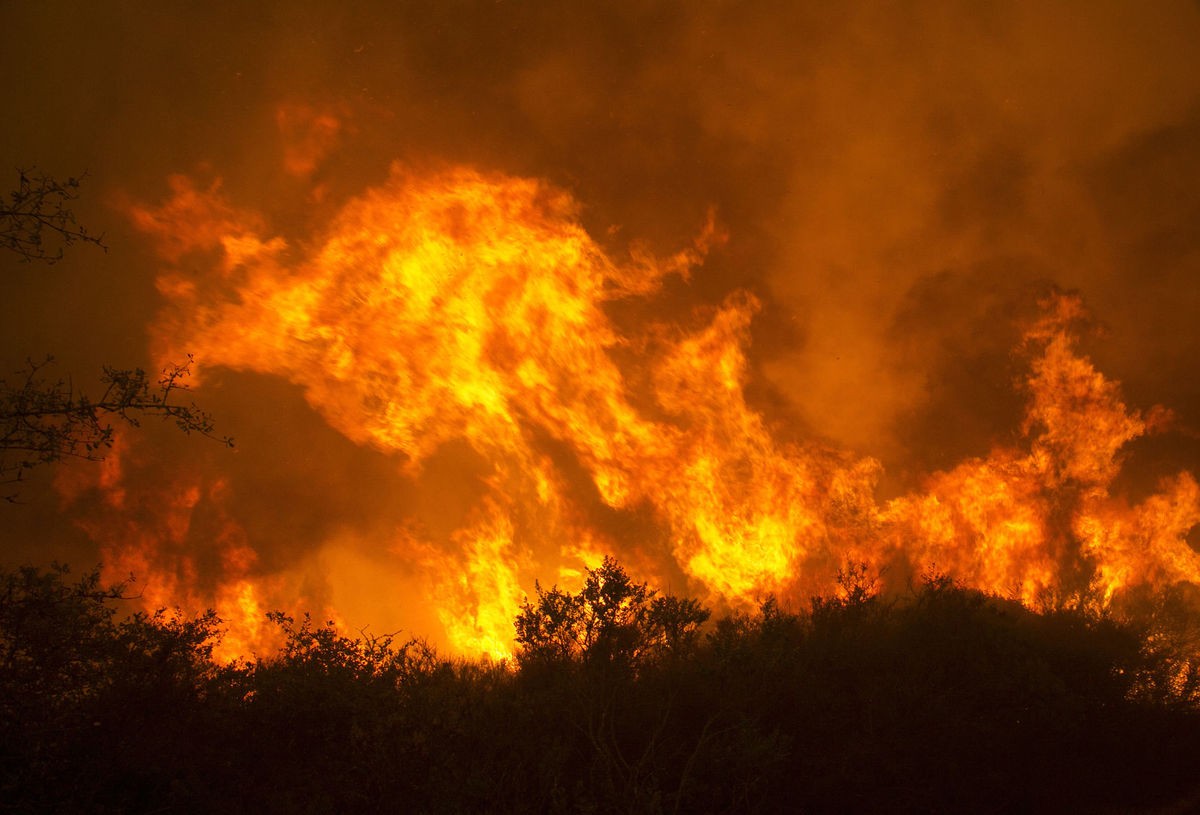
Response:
[[515, 555, 710, 670], [2, 559, 1200, 812], [0, 170, 230, 497], [0, 170, 105, 263], [0, 354, 230, 494]]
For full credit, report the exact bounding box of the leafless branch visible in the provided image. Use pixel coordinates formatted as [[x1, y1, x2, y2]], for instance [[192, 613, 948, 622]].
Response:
[[0, 169, 106, 263], [0, 355, 233, 498]]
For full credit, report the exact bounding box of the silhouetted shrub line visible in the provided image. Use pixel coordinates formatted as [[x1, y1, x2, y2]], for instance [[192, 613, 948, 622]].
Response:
[[3, 558, 1200, 813]]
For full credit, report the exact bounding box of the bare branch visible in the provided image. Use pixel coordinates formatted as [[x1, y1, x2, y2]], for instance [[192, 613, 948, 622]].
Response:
[[0, 169, 107, 263], [0, 355, 233, 496]]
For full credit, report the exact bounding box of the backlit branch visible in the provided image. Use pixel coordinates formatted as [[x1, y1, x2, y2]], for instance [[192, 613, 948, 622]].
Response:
[[0, 169, 106, 263], [0, 355, 233, 496]]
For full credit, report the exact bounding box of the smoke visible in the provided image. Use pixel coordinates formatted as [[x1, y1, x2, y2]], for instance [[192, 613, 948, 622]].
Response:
[[3, 1, 1200, 649]]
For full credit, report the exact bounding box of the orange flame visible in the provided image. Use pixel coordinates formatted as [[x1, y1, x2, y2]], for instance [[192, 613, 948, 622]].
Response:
[[84, 162, 1200, 659], [56, 432, 302, 662], [880, 295, 1200, 605]]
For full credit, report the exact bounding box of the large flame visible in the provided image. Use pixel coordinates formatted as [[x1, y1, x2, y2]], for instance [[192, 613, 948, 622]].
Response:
[[64, 158, 1200, 660]]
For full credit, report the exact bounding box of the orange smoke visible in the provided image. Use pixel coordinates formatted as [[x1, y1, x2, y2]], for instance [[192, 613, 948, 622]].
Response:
[[79, 162, 1200, 660], [275, 102, 343, 179]]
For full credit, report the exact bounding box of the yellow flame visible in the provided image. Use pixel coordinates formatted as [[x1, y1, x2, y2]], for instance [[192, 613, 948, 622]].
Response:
[[84, 164, 1200, 658]]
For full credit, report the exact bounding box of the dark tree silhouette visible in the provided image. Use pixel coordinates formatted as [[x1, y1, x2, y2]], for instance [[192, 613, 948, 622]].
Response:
[[2, 559, 1200, 813], [515, 555, 710, 670], [0, 169, 105, 263], [0, 171, 230, 497], [0, 354, 230, 494]]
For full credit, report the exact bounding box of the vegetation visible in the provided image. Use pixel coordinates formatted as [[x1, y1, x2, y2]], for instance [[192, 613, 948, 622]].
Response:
[[3, 558, 1199, 814], [0, 170, 104, 264], [0, 355, 231, 494], [0, 170, 230, 497]]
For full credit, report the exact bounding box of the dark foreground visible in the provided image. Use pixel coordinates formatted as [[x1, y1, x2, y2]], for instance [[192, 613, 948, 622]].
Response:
[[3, 560, 1200, 814]]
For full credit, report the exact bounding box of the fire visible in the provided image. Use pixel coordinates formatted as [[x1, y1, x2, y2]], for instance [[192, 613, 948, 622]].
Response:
[[436, 502, 524, 661], [879, 295, 1200, 606], [55, 433, 296, 661], [59, 154, 1200, 660], [650, 291, 871, 600]]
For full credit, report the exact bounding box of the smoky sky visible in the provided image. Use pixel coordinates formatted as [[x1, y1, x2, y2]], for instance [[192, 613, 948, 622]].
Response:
[[4, 1, 1200, 629]]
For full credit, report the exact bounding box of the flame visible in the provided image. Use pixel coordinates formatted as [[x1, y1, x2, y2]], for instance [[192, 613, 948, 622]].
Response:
[[879, 295, 1200, 605], [73, 160, 1200, 660], [434, 501, 524, 661], [56, 432, 302, 662]]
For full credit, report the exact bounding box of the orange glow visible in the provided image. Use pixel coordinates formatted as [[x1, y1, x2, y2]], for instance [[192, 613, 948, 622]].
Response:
[[275, 102, 343, 179], [81, 164, 1200, 660]]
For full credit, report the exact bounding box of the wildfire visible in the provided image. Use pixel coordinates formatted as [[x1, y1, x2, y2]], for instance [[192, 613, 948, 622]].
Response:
[[58, 151, 1200, 660], [56, 435, 291, 662]]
